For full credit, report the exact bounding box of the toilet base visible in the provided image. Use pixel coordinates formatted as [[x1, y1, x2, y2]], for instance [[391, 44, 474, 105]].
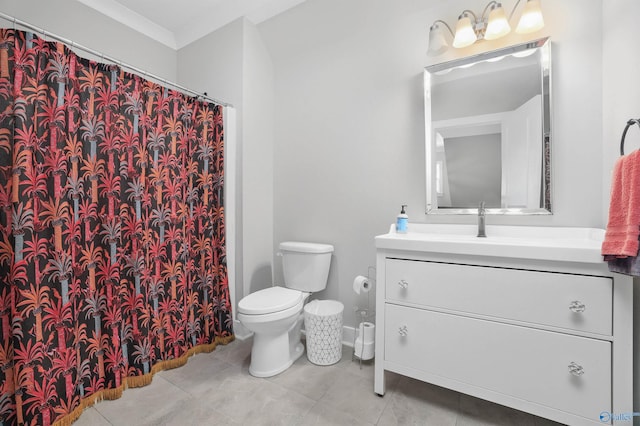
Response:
[[245, 313, 305, 378], [249, 341, 304, 378]]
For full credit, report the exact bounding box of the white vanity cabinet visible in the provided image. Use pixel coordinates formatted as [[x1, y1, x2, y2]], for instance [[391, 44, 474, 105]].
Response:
[[374, 225, 636, 426]]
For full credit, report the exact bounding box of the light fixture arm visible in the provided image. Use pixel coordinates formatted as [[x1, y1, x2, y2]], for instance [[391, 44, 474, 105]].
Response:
[[480, 1, 500, 21], [459, 9, 478, 22], [430, 19, 455, 37], [507, 0, 525, 21]]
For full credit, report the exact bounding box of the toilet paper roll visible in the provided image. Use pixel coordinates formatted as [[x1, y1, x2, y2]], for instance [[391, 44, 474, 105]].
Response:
[[357, 322, 375, 343], [354, 339, 375, 360], [353, 275, 371, 295]]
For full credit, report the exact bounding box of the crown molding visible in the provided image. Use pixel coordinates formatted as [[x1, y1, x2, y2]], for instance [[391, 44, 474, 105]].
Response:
[[76, 0, 177, 49], [76, 0, 308, 50]]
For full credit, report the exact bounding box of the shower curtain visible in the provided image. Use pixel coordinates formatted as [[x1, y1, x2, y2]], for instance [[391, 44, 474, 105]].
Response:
[[0, 29, 233, 426]]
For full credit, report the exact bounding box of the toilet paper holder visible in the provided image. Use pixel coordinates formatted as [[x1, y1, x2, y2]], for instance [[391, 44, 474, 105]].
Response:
[[352, 266, 376, 368], [352, 309, 375, 367]]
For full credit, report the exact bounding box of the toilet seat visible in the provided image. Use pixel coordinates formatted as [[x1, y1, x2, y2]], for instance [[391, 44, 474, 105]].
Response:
[[237, 300, 304, 325], [238, 286, 304, 315]]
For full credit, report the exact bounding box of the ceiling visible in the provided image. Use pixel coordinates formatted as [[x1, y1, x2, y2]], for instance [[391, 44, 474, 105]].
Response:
[[75, 0, 307, 50]]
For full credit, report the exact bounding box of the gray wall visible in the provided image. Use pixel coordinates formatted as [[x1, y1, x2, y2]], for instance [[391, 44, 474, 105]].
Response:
[[259, 0, 605, 327], [445, 134, 502, 208], [0, 0, 177, 81]]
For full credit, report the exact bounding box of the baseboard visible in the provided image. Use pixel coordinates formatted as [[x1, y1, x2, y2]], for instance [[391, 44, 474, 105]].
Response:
[[342, 325, 356, 347], [233, 320, 254, 341], [234, 322, 359, 348]]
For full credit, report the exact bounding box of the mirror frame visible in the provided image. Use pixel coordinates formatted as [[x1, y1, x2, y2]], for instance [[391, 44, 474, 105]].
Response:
[[425, 38, 552, 215]]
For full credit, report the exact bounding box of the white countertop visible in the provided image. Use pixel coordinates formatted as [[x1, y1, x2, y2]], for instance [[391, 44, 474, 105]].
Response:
[[375, 224, 606, 264]]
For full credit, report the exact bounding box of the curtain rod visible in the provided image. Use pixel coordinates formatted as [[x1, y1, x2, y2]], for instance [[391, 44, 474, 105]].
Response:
[[0, 11, 232, 108]]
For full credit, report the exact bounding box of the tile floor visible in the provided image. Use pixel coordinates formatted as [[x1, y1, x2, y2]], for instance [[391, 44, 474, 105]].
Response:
[[74, 337, 564, 425]]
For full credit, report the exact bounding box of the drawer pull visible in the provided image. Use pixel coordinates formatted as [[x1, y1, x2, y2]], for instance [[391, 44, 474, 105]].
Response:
[[569, 301, 586, 313], [568, 362, 584, 376], [398, 280, 409, 289], [398, 325, 408, 337]]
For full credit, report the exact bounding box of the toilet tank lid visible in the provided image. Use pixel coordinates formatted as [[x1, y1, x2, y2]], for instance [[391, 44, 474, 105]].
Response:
[[279, 241, 334, 253]]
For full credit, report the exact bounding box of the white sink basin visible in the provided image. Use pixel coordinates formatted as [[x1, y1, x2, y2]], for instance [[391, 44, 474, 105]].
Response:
[[375, 223, 605, 264]]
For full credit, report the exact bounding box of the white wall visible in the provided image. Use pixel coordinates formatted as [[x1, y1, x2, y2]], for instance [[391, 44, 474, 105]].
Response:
[[177, 19, 244, 107], [602, 0, 640, 224], [259, 0, 605, 327], [602, 0, 640, 402], [178, 18, 275, 303], [178, 20, 246, 302], [241, 22, 275, 295], [0, 0, 177, 81]]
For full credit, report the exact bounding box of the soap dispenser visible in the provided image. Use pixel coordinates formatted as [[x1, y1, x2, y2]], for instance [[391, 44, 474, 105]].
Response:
[[396, 205, 408, 234]]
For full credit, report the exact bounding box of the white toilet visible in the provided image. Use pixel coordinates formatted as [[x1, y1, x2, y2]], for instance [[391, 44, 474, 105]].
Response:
[[237, 241, 334, 377]]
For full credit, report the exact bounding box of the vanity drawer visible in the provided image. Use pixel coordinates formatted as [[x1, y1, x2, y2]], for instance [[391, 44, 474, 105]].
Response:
[[384, 304, 611, 422], [385, 259, 612, 335]]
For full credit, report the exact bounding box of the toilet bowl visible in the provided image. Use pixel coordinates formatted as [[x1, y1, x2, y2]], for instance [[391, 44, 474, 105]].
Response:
[[237, 241, 334, 377], [237, 286, 308, 377]]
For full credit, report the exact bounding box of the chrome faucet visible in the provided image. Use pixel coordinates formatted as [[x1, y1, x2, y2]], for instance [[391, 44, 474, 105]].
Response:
[[477, 201, 487, 238]]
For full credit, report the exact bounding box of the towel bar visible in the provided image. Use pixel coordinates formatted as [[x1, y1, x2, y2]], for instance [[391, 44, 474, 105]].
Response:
[[620, 118, 640, 155]]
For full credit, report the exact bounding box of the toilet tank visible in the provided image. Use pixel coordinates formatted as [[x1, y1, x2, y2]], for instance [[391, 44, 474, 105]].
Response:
[[279, 242, 334, 292]]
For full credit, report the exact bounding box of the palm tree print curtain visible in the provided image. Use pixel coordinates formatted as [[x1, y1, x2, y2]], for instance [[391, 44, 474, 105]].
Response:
[[0, 29, 232, 426]]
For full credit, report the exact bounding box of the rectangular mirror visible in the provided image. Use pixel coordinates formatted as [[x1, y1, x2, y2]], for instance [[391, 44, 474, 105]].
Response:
[[425, 38, 551, 215]]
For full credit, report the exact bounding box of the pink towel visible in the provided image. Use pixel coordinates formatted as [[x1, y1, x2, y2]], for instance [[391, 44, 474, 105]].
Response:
[[602, 149, 640, 257]]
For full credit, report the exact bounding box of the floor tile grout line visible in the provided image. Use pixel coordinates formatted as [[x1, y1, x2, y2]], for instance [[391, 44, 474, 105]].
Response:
[[90, 407, 114, 426], [71, 339, 564, 426]]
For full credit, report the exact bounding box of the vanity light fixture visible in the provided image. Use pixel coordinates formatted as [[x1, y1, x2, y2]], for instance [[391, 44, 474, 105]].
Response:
[[484, 2, 511, 40], [427, 20, 454, 55], [452, 11, 478, 48], [515, 0, 545, 33], [427, 0, 545, 56]]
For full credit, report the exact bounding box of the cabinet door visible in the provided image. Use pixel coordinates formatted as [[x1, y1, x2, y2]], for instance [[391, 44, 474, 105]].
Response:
[[385, 304, 611, 421], [386, 259, 612, 335]]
